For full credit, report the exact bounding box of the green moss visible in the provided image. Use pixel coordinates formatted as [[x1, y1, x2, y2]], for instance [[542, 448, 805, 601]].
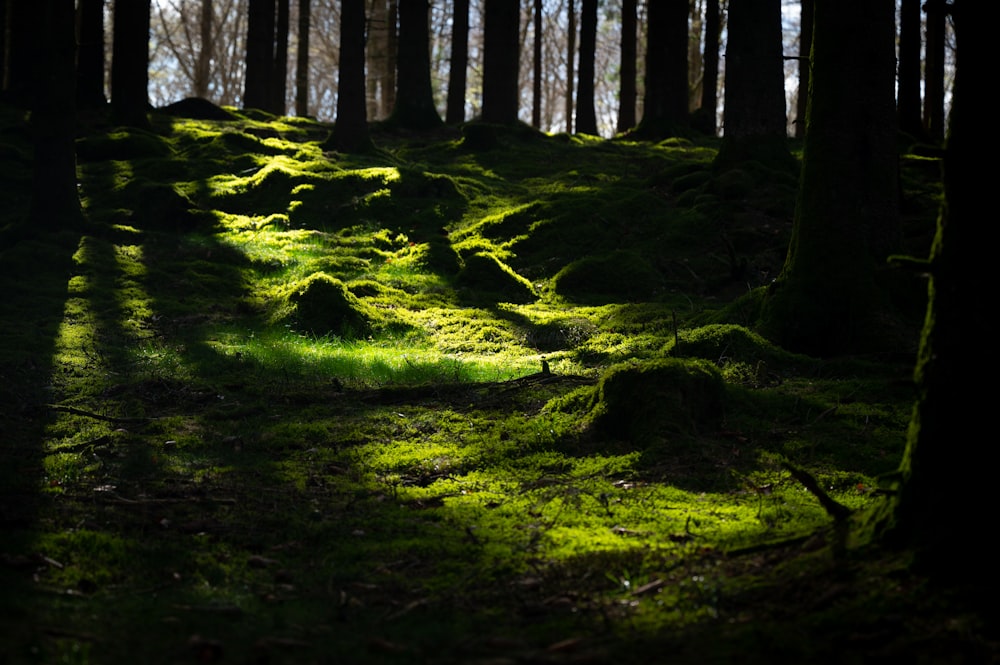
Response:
[[279, 272, 385, 337], [553, 250, 663, 302], [456, 252, 537, 303]]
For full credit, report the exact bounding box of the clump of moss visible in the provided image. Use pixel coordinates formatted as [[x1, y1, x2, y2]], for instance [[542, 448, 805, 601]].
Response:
[[588, 357, 726, 441], [668, 324, 815, 369], [553, 250, 662, 302], [456, 252, 537, 303], [282, 272, 383, 337]]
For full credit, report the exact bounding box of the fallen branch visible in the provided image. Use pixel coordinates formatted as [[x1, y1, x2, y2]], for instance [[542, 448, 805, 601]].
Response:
[[781, 462, 851, 523], [47, 404, 150, 425]]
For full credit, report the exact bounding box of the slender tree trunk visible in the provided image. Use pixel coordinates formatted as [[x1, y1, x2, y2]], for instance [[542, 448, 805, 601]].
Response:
[[635, 0, 689, 138], [616, 0, 637, 134], [896, 0, 922, 139], [324, 0, 372, 152], [760, 0, 899, 356], [714, 0, 792, 170], [481, 0, 519, 124], [531, 0, 541, 128], [384, 0, 398, 117], [244, 0, 275, 111], [564, 0, 575, 133], [193, 0, 213, 98], [30, 0, 84, 229], [272, 0, 289, 114], [295, 0, 310, 116], [923, 0, 946, 142], [793, 0, 813, 138], [76, 0, 107, 109], [575, 0, 597, 134], [692, 0, 719, 135], [110, 0, 151, 128], [391, 0, 442, 129], [445, 0, 469, 124], [367, 0, 387, 119]]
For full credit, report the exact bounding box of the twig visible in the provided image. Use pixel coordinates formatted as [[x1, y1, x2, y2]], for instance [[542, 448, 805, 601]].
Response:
[[781, 462, 851, 522], [47, 404, 150, 425]]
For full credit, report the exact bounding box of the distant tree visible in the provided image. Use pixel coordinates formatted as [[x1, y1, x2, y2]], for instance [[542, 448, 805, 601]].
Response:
[[575, 0, 598, 135], [391, 0, 443, 129], [760, 0, 899, 355], [793, 0, 813, 138], [634, 0, 689, 138], [29, 0, 84, 229], [714, 0, 793, 170], [295, 0, 310, 116], [481, 0, 520, 124], [866, 0, 991, 583], [616, 0, 637, 133], [111, 0, 152, 128], [691, 0, 719, 135], [367, 0, 390, 119], [897, 0, 923, 139], [323, 0, 372, 152], [564, 0, 576, 132], [76, 0, 107, 109], [446, 0, 470, 124], [923, 0, 947, 142], [531, 0, 542, 128]]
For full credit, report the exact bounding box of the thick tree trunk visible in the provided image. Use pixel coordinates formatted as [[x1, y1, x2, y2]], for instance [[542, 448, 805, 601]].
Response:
[[714, 0, 792, 170], [243, 0, 275, 111], [194, 0, 213, 99], [635, 0, 689, 139], [760, 0, 899, 356], [575, 0, 597, 135], [481, 0, 519, 125], [2, 1, 34, 105], [391, 0, 442, 130], [76, 0, 107, 109], [324, 0, 371, 152], [445, 0, 469, 124], [616, 0, 637, 134], [110, 0, 151, 129], [867, 0, 989, 583]]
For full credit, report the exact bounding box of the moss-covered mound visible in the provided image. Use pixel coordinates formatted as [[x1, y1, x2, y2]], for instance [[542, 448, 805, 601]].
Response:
[[588, 357, 726, 441], [282, 272, 384, 338], [668, 324, 813, 367], [456, 252, 537, 303], [553, 250, 663, 302]]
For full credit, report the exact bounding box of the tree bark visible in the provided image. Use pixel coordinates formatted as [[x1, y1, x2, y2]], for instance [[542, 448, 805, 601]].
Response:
[[481, 0, 520, 125], [2, 1, 34, 105], [243, 0, 275, 111], [793, 0, 812, 138], [714, 0, 792, 170], [635, 0, 689, 139], [564, 0, 575, 133], [616, 0, 637, 134], [76, 0, 107, 109], [271, 0, 289, 114], [323, 0, 372, 152], [923, 0, 947, 142], [760, 0, 899, 356], [897, 0, 923, 139], [391, 0, 442, 130], [574, 0, 597, 135], [194, 0, 213, 99], [295, 0, 310, 116], [110, 0, 151, 129], [531, 0, 541, 128], [691, 0, 719, 135], [445, 0, 469, 124]]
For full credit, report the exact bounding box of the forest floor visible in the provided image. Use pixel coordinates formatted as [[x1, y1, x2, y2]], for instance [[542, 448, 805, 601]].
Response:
[[0, 103, 994, 664]]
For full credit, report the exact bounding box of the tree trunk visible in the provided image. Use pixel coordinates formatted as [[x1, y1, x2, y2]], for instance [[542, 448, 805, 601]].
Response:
[[29, 0, 84, 229], [574, 0, 597, 135], [194, 0, 213, 99], [367, 0, 387, 120], [635, 0, 689, 139], [324, 0, 371, 152], [692, 0, 719, 135], [922, 0, 947, 142], [384, 0, 398, 118], [295, 0, 310, 116], [896, 0, 922, 139], [76, 0, 107, 109], [2, 1, 34, 105], [564, 0, 575, 133], [391, 0, 442, 130], [481, 0, 519, 125], [445, 0, 469, 124], [714, 0, 792, 170], [616, 0, 637, 134], [531, 0, 541, 129], [110, 0, 151, 129], [759, 0, 899, 356], [244, 0, 275, 111], [271, 0, 289, 114], [793, 0, 812, 138], [866, 0, 990, 583]]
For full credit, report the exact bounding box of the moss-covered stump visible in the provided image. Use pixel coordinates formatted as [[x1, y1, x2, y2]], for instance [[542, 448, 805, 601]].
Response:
[[283, 272, 382, 338], [553, 250, 662, 302], [456, 252, 537, 303], [589, 358, 726, 441]]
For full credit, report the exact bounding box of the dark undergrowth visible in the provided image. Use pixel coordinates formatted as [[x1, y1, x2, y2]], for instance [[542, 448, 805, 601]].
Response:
[[1, 103, 992, 664]]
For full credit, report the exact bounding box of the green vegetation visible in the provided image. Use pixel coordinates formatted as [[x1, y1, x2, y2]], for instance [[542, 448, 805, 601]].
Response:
[[1, 107, 985, 664]]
